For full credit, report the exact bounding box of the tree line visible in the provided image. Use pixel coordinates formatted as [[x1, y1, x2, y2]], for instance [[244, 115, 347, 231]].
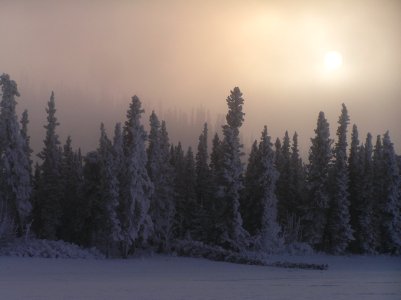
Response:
[[1, 73, 400, 257]]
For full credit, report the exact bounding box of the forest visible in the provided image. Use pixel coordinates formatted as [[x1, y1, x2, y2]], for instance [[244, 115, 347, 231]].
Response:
[[1, 73, 400, 258]]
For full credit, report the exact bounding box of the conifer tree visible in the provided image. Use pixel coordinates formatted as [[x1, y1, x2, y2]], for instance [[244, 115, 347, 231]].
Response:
[[120, 96, 153, 257], [59, 136, 84, 242], [303, 111, 332, 250], [81, 151, 101, 246], [147, 112, 175, 251], [20, 110, 33, 176], [327, 104, 353, 253], [372, 135, 384, 251], [175, 147, 197, 239], [257, 127, 282, 251], [242, 140, 261, 236], [0, 74, 32, 235], [357, 134, 377, 253], [276, 131, 291, 231], [34, 91, 63, 239], [286, 132, 305, 243], [93, 124, 122, 255], [379, 132, 401, 253], [112, 122, 126, 235], [207, 133, 223, 244], [348, 124, 360, 252], [214, 87, 248, 251], [194, 123, 212, 242]]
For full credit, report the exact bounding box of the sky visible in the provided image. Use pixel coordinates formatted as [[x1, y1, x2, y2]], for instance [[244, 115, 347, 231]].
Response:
[[0, 0, 400, 157]]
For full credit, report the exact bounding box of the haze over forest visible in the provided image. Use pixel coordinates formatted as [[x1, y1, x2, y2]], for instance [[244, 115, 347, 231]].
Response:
[[0, 0, 400, 157]]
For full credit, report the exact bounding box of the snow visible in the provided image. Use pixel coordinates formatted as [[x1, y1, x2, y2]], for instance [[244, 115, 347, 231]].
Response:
[[0, 254, 400, 299]]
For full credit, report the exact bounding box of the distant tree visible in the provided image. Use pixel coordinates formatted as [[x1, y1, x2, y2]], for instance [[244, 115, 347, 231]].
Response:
[[147, 112, 175, 251], [120, 96, 153, 257], [0, 74, 32, 236], [214, 87, 248, 251], [303, 111, 332, 250], [326, 104, 353, 254], [34, 91, 63, 239]]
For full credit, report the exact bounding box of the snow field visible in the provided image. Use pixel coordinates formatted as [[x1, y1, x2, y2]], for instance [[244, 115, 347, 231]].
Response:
[[0, 254, 400, 300]]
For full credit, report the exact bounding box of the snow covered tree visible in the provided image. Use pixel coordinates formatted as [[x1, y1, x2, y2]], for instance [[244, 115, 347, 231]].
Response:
[[120, 95, 153, 257], [326, 103, 353, 254], [194, 123, 213, 242], [378, 132, 401, 253], [348, 124, 360, 252], [0, 74, 32, 236], [147, 112, 175, 251], [20, 110, 33, 177], [213, 87, 248, 251], [256, 126, 282, 251], [207, 133, 224, 245], [34, 91, 63, 239], [93, 123, 122, 255], [303, 111, 332, 250], [242, 140, 261, 236], [357, 133, 377, 253], [275, 131, 292, 231]]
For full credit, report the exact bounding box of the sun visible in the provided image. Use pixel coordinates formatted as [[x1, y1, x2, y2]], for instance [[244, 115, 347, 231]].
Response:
[[324, 51, 343, 71]]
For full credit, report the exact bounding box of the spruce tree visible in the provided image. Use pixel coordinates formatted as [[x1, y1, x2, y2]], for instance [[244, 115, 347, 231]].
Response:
[[358, 134, 377, 253], [379, 132, 401, 253], [20, 110, 33, 177], [348, 124, 360, 252], [303, 111, 332, 250], [0, 74, 32, 235], [59, 136, 84, 242], [175, 147, 197, 239], [95, 124, 122, 255], [147, 112, 175, 251], [276, 131, 292, 231], [214, 87, 248, 251], [327, 104, 353, 253], [120, 96, 153, 257], [242, 140, 261, 237], [81, 151, 101, 246], [208, 133, 223, 245], [195, 123, 212, 242], [34, 91, 63, 239], [257, 126, 282, 251], [286, 132, 305, 243]]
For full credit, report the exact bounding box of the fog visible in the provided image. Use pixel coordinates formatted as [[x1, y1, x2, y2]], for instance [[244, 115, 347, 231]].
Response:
[[1, 0, 400, 157]]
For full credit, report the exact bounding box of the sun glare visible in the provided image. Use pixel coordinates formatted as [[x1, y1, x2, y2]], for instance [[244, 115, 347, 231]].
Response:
[[324, 51, 343, 71]]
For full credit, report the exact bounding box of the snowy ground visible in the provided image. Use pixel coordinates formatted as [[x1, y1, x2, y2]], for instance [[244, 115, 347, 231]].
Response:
[[0, 254, 400, 300]]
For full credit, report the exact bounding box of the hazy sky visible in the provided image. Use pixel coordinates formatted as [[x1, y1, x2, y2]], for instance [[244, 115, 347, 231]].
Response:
[[1, 0, 400, 156]]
